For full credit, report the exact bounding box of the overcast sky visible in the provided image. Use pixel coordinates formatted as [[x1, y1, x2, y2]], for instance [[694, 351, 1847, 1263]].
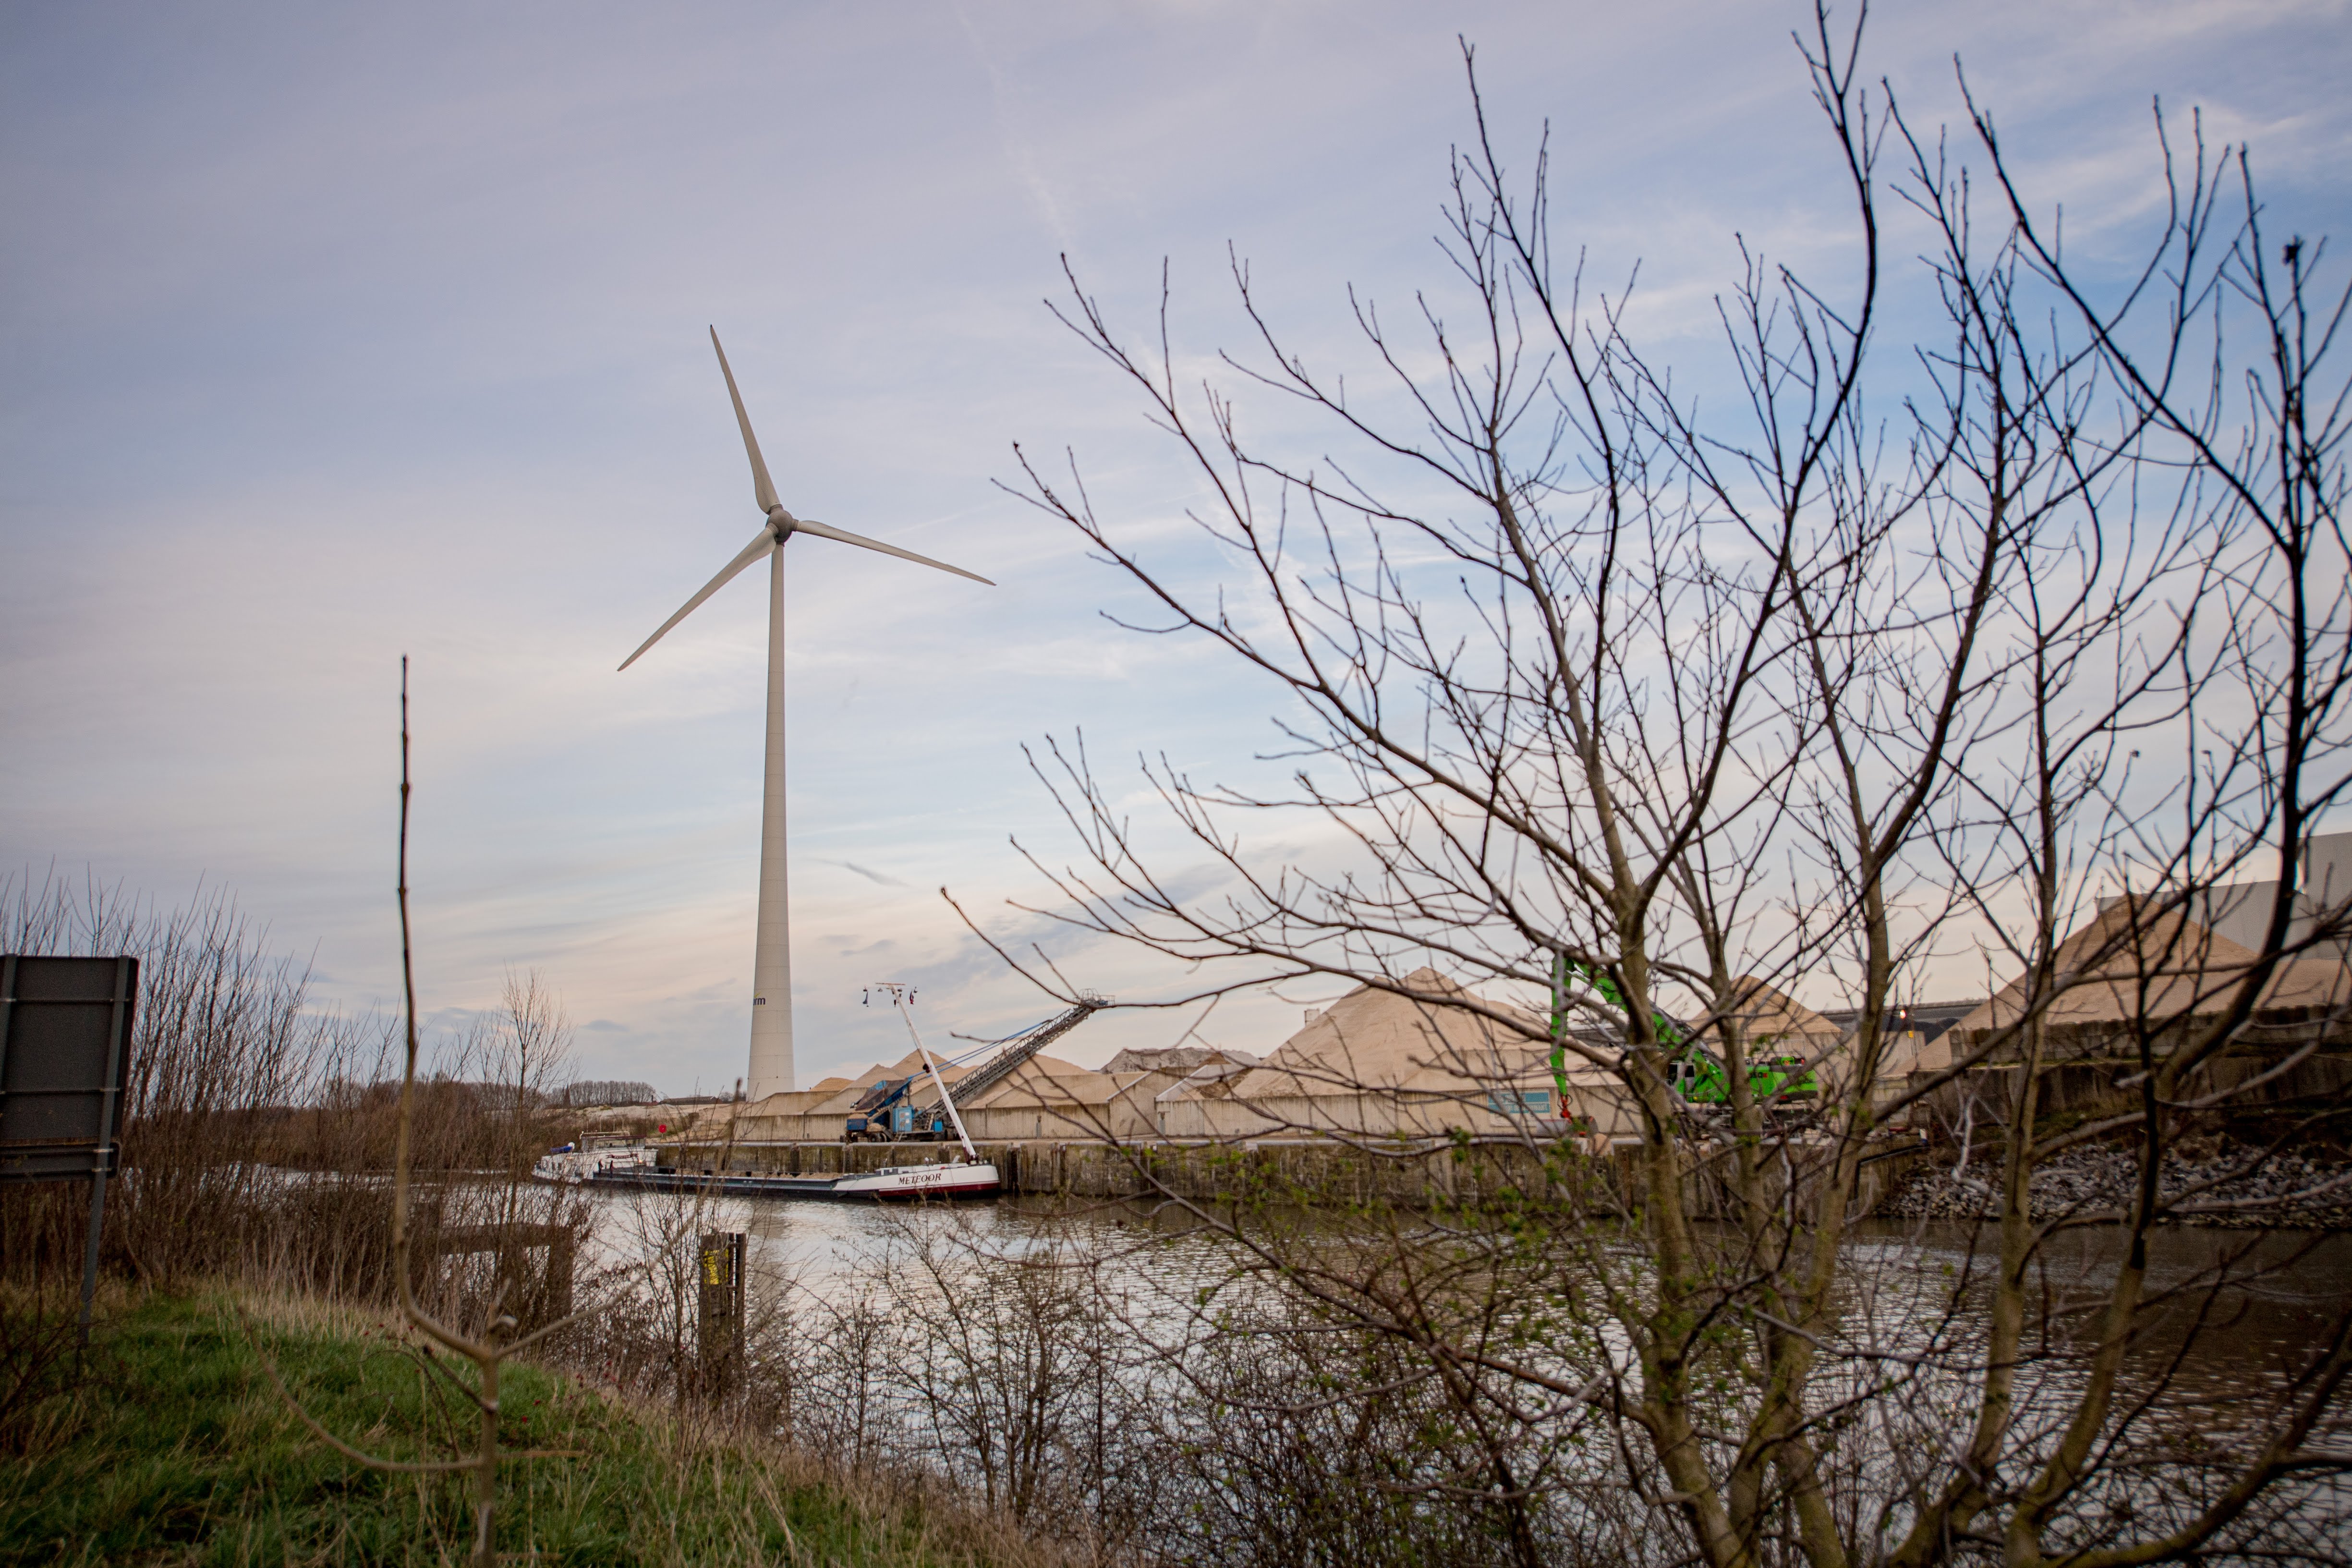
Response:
[[5, 0, 2347, 1094]]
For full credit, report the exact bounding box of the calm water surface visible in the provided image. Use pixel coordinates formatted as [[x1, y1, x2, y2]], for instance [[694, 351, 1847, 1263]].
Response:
[[571, 1184, 2352, 1381]]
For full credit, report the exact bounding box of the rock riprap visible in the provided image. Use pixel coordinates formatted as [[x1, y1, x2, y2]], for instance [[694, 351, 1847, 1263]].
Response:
[[1883, 1145, 2352, 1228]]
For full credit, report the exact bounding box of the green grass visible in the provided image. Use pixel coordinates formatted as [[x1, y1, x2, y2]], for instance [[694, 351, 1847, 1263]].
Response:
[[0, 1290, 1049, 1568]]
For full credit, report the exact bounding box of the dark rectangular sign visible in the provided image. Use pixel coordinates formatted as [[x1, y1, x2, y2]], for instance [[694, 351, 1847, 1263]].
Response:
[[0, 955, 138, 1181]]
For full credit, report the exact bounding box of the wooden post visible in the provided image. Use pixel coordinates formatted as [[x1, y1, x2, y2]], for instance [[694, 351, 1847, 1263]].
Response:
[[697, 1232, 745, 1399], [543, 1228, 576, 1323]]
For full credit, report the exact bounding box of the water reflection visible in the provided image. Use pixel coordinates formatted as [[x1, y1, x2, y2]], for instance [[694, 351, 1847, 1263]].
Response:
[[570, 1186, 2352, 1392], [1850, 1218, 2352, 1394], [551, 1185, 2349, 1557]]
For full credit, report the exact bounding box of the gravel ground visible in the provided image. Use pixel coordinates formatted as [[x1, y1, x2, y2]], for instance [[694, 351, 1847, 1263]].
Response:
[[1882, 1145, 2352, 1228]]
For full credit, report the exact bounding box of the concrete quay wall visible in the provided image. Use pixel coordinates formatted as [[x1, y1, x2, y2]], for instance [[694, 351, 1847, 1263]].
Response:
[[658, 1135, 1928, 1219]]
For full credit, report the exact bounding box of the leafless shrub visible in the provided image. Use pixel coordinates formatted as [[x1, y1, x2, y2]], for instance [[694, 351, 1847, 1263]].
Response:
[[789, 1281, 897, 1470], [0, 865, 588, 1309], [2, 871, 388, 1290]]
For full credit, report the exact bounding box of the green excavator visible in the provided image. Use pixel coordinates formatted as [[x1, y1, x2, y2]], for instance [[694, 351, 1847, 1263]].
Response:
[[1547, 953, 1816, 1110]]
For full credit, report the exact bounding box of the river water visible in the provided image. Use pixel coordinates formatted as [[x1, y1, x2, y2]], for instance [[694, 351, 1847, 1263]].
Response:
[[573, 1184, 2352, 1402], [555, 1185, 2351, 1561]]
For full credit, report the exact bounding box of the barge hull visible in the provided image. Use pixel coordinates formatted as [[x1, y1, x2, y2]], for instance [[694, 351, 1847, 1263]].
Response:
[[585, 1166, 1000, 1201]]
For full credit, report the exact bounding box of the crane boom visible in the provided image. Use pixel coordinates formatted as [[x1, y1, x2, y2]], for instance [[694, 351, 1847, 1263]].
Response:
[[910, 995, 1107, 1114]]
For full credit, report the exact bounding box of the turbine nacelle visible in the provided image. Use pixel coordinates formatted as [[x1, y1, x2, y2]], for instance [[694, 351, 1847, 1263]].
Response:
[[616, 330, 994, 673]]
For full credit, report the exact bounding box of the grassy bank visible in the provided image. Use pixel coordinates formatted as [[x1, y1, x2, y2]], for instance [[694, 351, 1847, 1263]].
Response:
[[0, 1289, 1055, 1568]]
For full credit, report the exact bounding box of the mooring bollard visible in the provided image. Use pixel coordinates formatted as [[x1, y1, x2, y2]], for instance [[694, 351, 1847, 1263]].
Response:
[[697, 1231, 745, 1398]]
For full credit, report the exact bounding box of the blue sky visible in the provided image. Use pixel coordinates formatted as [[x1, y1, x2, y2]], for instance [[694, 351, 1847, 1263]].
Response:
[[5, 0, 2347, 1093]]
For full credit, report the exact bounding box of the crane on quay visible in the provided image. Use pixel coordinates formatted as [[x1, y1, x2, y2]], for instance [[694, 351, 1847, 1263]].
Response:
[[843, 993, 1108, 1143]]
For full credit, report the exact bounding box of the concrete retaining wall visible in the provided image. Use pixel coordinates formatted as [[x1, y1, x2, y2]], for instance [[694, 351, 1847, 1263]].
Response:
[[659, 1134, 1928, 1220]]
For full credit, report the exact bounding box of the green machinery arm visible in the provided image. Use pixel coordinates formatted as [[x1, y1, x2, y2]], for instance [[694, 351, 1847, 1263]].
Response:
[[1547, 952, 1814, 1109]]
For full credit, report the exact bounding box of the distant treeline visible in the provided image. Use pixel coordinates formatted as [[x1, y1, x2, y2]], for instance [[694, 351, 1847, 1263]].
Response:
[[557, 1080, 660, 1107]]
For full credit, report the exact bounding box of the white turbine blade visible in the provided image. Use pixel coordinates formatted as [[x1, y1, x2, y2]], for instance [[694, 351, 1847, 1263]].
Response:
[[710, 327, 780, 516], [791, 516, 996, 586], [618, 528, 777, 670]]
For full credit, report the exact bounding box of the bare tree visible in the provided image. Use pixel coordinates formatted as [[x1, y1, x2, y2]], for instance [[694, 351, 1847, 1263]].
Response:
[[977, 9, 2352, 1565]]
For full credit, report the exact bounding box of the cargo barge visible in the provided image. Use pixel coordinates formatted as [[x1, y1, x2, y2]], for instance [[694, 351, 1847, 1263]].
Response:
[[555, 1155, 1000, 1200], [536, 981, 1004, 1202]]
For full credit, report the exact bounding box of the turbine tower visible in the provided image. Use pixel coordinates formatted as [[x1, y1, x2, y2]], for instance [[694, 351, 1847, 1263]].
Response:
[[621, 329, 993, 1099]]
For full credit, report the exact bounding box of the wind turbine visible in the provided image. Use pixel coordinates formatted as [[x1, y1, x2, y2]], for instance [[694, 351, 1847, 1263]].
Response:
[[620, 329, 993, 1099]]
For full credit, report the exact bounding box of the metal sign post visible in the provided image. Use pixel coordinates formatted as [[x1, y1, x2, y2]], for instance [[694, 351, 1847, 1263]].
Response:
[[0, 955, 140, 1343]]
